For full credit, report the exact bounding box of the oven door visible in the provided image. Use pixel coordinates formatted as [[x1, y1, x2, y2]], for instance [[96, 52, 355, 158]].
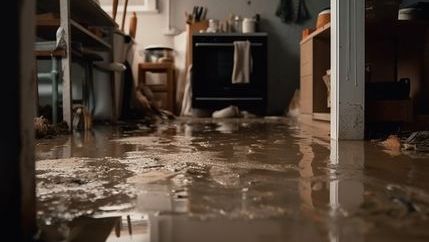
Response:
[[192, 36, 267, 102]]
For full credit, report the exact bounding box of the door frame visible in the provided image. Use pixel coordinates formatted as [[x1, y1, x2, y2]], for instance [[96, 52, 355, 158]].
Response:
[[331, 0, 366, 140]]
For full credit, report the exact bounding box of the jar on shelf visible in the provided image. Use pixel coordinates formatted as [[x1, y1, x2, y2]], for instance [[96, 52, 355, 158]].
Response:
[[207, 19, 219, 33], [242, 18, 256, 33], [233, 16, 242, 33]]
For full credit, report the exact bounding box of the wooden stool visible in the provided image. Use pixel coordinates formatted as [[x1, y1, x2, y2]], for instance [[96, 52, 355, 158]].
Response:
[[138, 62, 175, 113]]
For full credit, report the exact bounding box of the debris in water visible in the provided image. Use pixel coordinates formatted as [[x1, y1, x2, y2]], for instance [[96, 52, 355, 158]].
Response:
[[386, 185, 420, 214], [380, 135, 402, 156], [127, 170, 178, 185], [99, 203, 135, 212], [34, 116, 49, 138], [210, 166, 241, 188], [404, 132, 429, 152], [312, 182, 324, 191], [34, 116, 69, 139]]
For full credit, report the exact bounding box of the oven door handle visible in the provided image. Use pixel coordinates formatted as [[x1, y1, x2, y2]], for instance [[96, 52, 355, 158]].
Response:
[[195, 43, 264, 47]]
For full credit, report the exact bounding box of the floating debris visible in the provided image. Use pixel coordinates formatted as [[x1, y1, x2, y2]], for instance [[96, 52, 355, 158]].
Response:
[[34, 116, 69, 139], [404, 132, 429, 152], [99, 203, 135, 212]]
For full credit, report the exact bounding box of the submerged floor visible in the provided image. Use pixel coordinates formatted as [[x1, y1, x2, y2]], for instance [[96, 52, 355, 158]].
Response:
[[35, 118, 429, 242]]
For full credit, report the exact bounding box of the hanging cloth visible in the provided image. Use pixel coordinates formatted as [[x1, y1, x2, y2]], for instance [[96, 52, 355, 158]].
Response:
[[296, 0, 310, 23], [276, 0, 311, 24], [276, 0, 294, 23]]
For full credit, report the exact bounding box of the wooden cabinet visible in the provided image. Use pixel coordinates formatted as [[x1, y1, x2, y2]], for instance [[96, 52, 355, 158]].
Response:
[[300, 24, 331, 121], [366, 21, 429, 124], [300, 20, 429, 126]]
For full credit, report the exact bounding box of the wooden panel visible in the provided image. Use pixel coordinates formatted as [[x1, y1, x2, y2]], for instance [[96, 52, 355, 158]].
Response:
[[301, 62, 313, 78], [300, 39, 313, 114], [186, 21, 209, 66], [300, 40, 313, 77], [366, 21, 429, 118], [313, 113, 330, 122], [300, 23, 330, 45], [37, 0, 117, 27], [397, 25, 425, 100], [365, 27, 396, 82], [35, 49, 66, 58], [414, 115, 429, 129], [366, 100, 414, 123], [313, 38, 331, 113], [300, 40, 313, 64], [37, 19, 112, 50], [423, 29, 429, 115], [300, 75, 313, 114], [300, 24, 331, 116]]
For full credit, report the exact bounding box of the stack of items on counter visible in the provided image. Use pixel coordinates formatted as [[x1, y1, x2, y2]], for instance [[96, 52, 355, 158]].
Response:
[[185, 5, 261, 34]]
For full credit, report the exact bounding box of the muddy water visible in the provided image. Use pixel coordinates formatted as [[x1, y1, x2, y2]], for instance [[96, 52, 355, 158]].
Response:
[[35, 118, 429, 242]]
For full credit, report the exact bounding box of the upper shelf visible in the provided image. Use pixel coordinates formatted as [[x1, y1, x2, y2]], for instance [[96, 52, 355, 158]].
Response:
[[37, 0, 117, 27], [300, 23, 330, 45], [37, 18, 112, 50], [299, 20, 428, 45]]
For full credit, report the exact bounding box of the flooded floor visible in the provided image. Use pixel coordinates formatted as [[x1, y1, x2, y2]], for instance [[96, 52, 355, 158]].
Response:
[[35, 118, 429, 242]]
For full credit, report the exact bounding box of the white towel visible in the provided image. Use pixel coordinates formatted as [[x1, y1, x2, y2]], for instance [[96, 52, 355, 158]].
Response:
[[232, 41, 252, 84]]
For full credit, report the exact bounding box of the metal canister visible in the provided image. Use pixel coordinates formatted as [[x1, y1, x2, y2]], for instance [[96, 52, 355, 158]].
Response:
[[233, 16, 242, 33]]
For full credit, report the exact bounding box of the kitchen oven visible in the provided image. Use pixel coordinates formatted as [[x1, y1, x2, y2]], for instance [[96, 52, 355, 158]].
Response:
[[192, 33, 268, 114]]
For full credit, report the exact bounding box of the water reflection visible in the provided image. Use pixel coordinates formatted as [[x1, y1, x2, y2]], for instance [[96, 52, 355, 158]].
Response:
[[35, 119, 429, 242], [329, 141, 365, 242]]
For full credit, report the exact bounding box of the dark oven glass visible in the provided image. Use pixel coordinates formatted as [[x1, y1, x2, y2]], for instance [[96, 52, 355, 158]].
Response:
[[193, 35, 267, 98]]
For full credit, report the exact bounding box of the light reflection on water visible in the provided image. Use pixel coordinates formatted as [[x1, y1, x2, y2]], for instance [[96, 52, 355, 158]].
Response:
[[35, 118, 429, 242]]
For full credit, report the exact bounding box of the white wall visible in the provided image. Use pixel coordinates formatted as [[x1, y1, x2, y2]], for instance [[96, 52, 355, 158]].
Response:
[[100, 0, 176, 107], [101, 0, 174, 50]]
